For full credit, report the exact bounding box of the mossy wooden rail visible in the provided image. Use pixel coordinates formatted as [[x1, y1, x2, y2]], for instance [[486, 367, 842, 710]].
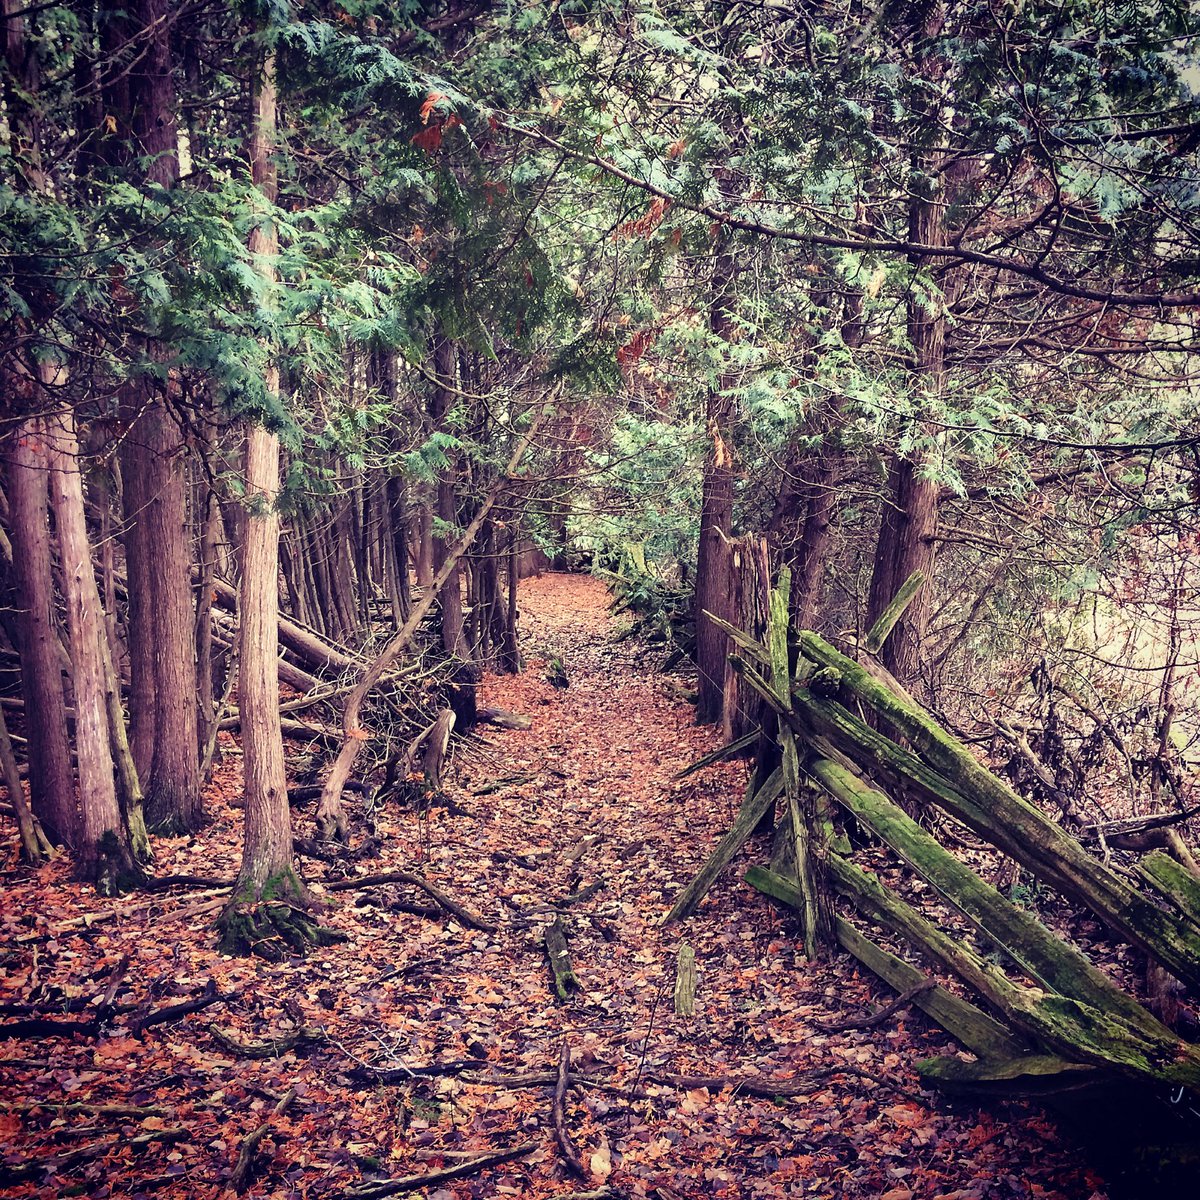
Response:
[[669, 569, 1200, 1104]]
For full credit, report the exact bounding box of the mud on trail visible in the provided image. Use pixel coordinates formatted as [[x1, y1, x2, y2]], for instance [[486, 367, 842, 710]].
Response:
[[0, 573, 1103, 1198]]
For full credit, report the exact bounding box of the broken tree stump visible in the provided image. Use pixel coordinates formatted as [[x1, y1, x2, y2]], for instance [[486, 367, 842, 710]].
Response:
[[674, 944, 697, 1017]]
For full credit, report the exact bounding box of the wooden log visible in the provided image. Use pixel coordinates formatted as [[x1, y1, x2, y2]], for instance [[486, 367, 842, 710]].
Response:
[[826, 854, 1200, 1090], [746, 867, 1026, 1060], [545, 918, 579, 1000], [476, 708, 533, 731], [1137, 850, 1200, 930], [209, 575, 357, 675], [662, 766, 784, 924], [915, 1053, 1103, 1098], [674, 944, 697, 1017], [863, 570, 924, 655], [794, 637, 1200, 990], [808, 756, 1172, 1041], [779, 727, 834, 958]]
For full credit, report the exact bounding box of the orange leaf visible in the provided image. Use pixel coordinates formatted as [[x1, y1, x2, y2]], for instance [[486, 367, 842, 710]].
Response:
[[419, 92, 447, 124]]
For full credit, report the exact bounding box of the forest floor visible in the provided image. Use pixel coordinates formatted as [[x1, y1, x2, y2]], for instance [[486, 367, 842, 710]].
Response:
[[0, 573, 1109, 1200]]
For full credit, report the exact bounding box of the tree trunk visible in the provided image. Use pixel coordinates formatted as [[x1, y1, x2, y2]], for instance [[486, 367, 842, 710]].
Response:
[[45, 398, 141, 893], [141, 399, 204, 832], [864, 16, 951, 683], [694, 249, 736, 724], [217, 51, 315, 959], [0, 703, 53, 863], [414, 500, 434, 587], [4, 416, 76, 845], [430, 336, 467, 659], [120, 437, 157, 781]]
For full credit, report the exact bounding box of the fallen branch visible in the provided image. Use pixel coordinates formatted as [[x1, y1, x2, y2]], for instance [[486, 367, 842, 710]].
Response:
[[813, 981, 935, 1032], [553, 1043, 587, 1177], [325, 871, 496, 931], [208, 1024, 325, 1059], [0, 1099, 168, 1117], [228, 1085, 297, 1194], [343, 1142, 538, 1200], [647, 1063, 907, 1098], [15, 886, 232, 943], [130, 980, 240, 1036], [0, 1125, 190, 1185], [0, 1015, 100, 1040]]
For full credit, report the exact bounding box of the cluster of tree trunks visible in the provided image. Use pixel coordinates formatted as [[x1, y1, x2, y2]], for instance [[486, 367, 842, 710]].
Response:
[[671, 569, 1200, 1139], [0, 1, 536, 922]]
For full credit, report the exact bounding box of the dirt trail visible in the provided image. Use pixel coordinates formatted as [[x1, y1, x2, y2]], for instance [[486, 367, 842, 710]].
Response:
[[0, 573, 1103, 1199]]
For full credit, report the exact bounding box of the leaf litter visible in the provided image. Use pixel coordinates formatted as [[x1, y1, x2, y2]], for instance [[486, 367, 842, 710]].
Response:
[[0, 574, 1106, 1198]]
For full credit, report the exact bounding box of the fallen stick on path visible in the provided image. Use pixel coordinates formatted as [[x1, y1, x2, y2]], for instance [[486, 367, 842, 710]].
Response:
[[228, 1085, 297, 1194], [325, 871, 496, 931], [814, 980, 935, 1033], [553, 1043, 587, 1177], [343, 1142, 538, 1200]]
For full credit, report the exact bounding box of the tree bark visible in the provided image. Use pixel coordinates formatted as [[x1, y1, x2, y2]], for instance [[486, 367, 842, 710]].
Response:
[[0, 703, 52, 862], [4, 416, 75, 844], [430, 335, 467, 659], [694, 248, 737, 724], [45, 398, 141, 893], [225, 52, 297, 904], [865, 11, 951, 682], [115, 0, 204, 832]]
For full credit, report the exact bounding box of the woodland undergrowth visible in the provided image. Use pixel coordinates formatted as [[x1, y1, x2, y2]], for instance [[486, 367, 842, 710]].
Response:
[[0, 576, 1105, 1200]]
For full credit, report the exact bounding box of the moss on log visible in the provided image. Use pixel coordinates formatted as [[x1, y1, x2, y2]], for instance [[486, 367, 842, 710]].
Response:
[[1138, 850, 1200, 931], [808, 756, 1171, 1041], [915, 1053, 1103, 1098], [545, 918, 579, 1000], [796, 633, 1200, 991], [827, 854, 1200, 1090], [751, 858, 1026, 1060]]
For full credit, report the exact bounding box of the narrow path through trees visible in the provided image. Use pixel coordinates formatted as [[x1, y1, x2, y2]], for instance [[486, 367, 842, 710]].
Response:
[[0, 575, 1105, 1198]]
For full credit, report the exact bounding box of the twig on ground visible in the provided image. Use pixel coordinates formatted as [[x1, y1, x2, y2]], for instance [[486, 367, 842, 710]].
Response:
[[814, 981, 935, 1033], [553, 1043, 587, 1177], [325, 871, 496, 931], [227, 1085, 297, 1193], [342, 1142, 538, 1200]]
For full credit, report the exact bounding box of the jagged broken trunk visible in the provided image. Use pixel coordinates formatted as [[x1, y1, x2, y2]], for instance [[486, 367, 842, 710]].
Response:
[[670, 569, 1200, 1179]]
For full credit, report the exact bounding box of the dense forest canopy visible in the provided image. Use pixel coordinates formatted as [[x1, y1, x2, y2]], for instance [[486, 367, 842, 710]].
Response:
[[5, 1, 1200, 1193]]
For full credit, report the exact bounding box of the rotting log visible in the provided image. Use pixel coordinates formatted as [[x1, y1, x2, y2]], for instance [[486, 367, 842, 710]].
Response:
[[916, 1053, 1103, 1098], [476, 708, 533, 731], [746, 866, 1026, 1060], [808, 756, 1173, 1041], [663, 766, 783, 923], [827, 854, 1200, 1090], [796, 633, 1200, 990], [1138, 850, 1200, 931], [545, 917, 579, 1000], [863, 569, 924, 655]]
